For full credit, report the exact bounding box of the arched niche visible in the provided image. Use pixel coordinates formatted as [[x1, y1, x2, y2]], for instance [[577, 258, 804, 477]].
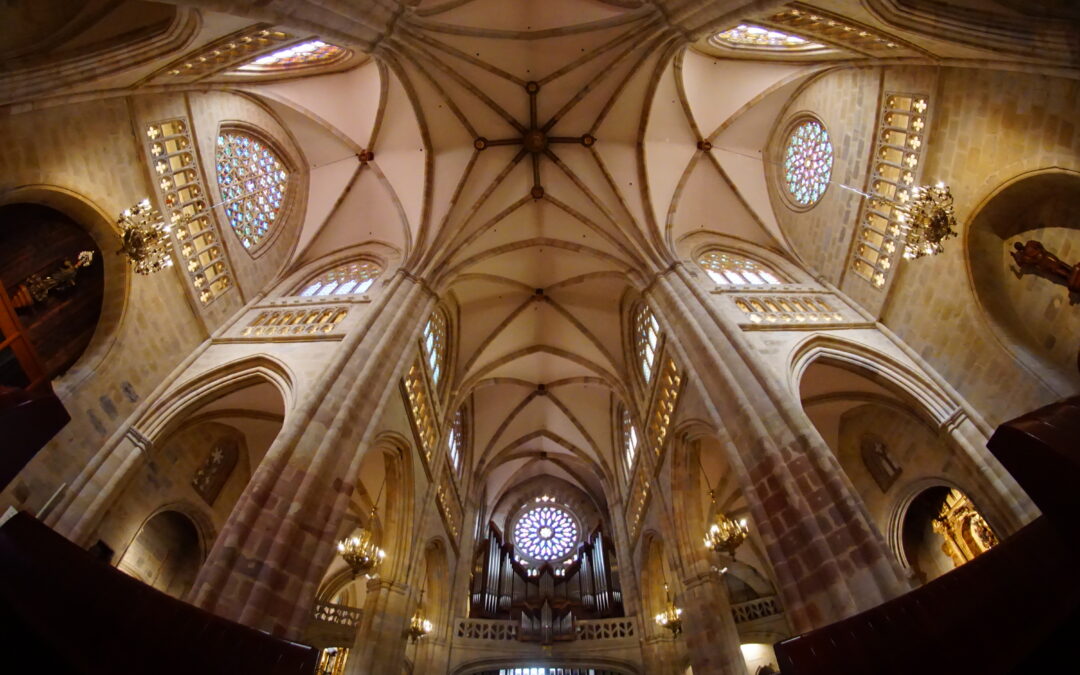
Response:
[[94, 377, 286, 587], [967, 170, 1080, 389], [897, 484, 999, 585], [798, 357, 1011, 579], [115, 508, 204, 600], [318, 438, 413, 608], [0, 202, 104, 383], [670, 428, 776, 601]]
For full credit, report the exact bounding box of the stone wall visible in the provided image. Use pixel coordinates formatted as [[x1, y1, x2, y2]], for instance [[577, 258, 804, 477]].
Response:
[[882, 67, 1080, 427], [0, 97, 206, 516], [767, 67, 880, 286], [93, 420, 253, 561]]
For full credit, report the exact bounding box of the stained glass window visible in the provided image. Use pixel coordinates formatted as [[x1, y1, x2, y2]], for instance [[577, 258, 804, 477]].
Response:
[[783, 120, 833, 207], [634, 304, 661, 384], [697, 251, 784, 286], [216, 132, 289, 249], [712, 24, 824, 50], [513, 505, 579, 561], [622, 407, 639, 481], [447, 407, 464, 475], [235, 40, 348, 72], [298, 260, 381, 297], [423, 310, 447, 388]]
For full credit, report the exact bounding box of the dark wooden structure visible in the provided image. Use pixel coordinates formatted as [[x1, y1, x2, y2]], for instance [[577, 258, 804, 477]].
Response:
[[775, 396, 1080, 674], [0, 511, 318, 674]]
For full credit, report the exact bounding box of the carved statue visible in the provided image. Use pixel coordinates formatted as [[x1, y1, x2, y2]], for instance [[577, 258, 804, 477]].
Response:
[[1010, 239, 1080, 293], [10, 250, 95, 309]]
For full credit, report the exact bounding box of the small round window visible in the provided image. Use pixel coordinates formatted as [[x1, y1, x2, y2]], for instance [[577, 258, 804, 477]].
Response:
[[783, 118, 833, 208]]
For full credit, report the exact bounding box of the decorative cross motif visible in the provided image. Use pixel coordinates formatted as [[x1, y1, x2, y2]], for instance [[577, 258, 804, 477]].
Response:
[[473, 81, 596, 199]]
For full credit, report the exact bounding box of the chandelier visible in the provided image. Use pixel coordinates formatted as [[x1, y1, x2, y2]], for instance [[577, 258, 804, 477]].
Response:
[[336, 525, 385, 578], [407, 590, 433, 643], [704, 511, 749, 558], [654, 584, 683, 637], [896, 183, 958, 260], [117, 199, 174, 275]]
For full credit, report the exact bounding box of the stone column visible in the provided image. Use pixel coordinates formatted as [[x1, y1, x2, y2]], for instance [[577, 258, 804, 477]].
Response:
[[680, 571, 748, 675], [188, 273, 434, 637], [648, 265, 909, 633], [347, 578, 412, 675]]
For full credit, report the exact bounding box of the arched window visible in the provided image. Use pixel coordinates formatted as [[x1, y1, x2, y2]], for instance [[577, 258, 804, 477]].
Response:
[[447, 407, 465, 475], [234, 40, 348, 73], [298, 260, 381, 297], [783, 118, 833, 208], [634, 303, 661, 384], [710, 24, 823, 51], [423, 310, 448, 388], [697, 250, 785, 286], [622, 407, 640, 481], [215, 130, 289, 250]]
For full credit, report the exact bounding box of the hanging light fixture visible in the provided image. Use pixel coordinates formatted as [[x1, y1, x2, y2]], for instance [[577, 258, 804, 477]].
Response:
[[116, 198, 174, 275], [895, 182, 958, 260], [336, 525, 385, 578], [699, 455, 750, 559], [704, 512, 749, 558], [406, 590, 433, 643], [338, 478, 387, 578], [654, 583, 683, 637]]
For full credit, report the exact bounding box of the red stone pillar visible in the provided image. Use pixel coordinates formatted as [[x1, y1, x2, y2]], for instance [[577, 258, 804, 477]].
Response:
[[346, 578, 412, 675], [680, 572, 748, 675], [649, 266, 909, 632], [188, 274, 433, 638]]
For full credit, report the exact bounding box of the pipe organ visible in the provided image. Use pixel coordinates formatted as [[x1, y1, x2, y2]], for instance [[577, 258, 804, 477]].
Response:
[[469, 524, 623, 642]]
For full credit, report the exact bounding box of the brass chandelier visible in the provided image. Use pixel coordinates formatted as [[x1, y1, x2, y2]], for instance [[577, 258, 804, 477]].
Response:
[[896, 182, 958, 260], [336, 526, 385, 578], [654, 583, 683, 637], [704, 511, 749, 558], [117, 198, 174, 275], [407, 590, 433, 643]]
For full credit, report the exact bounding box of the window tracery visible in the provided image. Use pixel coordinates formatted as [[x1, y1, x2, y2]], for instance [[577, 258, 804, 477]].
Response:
[[851, 93, 930, 288], [234, 40, 348, 72], [513, 505, 579, 561], [711, 24, 824, 50], [783, 119, 833, 208], [447, 407, 465, 475], [298, 260, 381, 297], [697, 251, 784, 286], [423, 310, 448, 388], [634, 304, 661, 384], [215, 131, 289, 250], [145, 118, 232, 304], [622, 407, 639, 481]]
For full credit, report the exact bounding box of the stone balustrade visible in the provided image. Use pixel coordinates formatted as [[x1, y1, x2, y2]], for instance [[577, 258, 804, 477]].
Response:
[[731, 595, 783, 624]]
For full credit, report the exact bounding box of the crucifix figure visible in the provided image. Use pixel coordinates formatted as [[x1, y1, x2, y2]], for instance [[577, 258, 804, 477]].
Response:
[[472, 81, 596, 199], [1010, 239, 1080, 294]]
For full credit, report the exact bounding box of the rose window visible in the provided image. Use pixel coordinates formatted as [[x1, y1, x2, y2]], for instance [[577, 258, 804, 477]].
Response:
[[783, 119, 833, 207], [513, 505, 579, 561]]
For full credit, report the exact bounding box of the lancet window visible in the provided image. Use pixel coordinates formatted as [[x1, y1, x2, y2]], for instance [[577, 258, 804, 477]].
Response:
[[634, 304, 661, 384], [423, 310, 448, 388], [447, 407, 465, 476], [215, 130, 289, 250], [697, 251, 784, 286], [783, 119, 833, 207], [622, 407, 640, 482], [234, 40, 348, 73], [298, 260, 381, 297]]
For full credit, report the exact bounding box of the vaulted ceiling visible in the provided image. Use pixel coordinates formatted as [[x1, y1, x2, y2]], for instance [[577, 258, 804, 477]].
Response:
[[5, 0, 1075, 528]]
